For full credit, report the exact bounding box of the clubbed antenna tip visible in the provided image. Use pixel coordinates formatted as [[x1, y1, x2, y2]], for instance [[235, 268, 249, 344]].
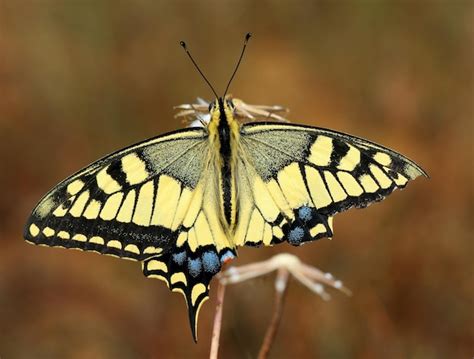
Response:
[[223, 32, 252, 96], [179, 39, 219, 99]]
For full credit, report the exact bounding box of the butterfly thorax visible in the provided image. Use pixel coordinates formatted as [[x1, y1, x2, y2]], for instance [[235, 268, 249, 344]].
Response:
[[208, 98, 240, 231]]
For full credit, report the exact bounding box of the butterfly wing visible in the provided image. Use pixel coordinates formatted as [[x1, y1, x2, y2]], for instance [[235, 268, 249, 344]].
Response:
[[24, 127, 232, 341], [141, 165, 236, 341], [234, 122, 427, 247]]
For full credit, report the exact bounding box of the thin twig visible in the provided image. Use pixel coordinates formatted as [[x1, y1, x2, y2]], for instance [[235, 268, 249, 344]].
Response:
[[212, 254, 349, 357], [257, 268, 290, 359], [209, 270, 227, 359]]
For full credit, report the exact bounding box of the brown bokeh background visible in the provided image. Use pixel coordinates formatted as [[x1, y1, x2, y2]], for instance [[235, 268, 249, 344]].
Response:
[[1, 1, 472, 358]]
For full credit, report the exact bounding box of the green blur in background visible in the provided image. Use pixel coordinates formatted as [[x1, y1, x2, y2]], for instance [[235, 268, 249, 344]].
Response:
[[0, 1, 472, 358]]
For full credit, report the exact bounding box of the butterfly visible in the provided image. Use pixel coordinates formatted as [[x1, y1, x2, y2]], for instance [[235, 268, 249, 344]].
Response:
[[23, 34, 427, 341]]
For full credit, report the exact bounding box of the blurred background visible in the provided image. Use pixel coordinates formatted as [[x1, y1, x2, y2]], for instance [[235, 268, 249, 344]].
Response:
[[0, 1, 472, 358]]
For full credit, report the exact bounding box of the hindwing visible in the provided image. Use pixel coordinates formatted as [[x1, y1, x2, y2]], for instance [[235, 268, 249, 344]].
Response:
[[236, 122, 427, 247]]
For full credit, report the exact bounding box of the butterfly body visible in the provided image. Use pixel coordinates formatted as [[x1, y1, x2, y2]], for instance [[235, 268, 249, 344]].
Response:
[[24, 96, 427, 340], [210, 98, 240, 231]]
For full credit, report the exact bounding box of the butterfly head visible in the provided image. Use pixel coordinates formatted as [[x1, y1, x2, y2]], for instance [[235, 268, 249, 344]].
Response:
[[207, 97, 238, 129], [208, 97, 235, 114]]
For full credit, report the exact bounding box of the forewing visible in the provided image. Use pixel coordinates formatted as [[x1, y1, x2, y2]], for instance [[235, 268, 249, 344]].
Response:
[[236, 122, 427, 247], [25, 127, 208, 258]]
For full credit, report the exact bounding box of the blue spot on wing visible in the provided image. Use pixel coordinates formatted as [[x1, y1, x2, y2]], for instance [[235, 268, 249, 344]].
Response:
[[173, 251, 187, 265], [298, 206, 313, 222], [188, 258, 202, 277], [220, 250, 235, 263], [202, 251, 220, 273], [288, 227, 305, 245]]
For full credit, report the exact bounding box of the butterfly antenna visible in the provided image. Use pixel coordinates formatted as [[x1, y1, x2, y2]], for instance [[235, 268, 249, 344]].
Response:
[[223, 32, 252, 97], [180, 40, 219, 99]]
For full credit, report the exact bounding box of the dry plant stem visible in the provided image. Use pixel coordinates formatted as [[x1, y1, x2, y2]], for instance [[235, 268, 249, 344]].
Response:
[[209, 268, 227, 359], [257, 268, 290, 359]]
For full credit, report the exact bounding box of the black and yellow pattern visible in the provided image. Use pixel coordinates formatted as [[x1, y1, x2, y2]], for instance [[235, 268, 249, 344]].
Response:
[[24, 97, 427, 341]]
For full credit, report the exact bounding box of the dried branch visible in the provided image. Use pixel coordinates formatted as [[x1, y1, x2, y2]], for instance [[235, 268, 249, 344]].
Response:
[[257, 268, 290, 359], [209, 267, 227, 359], [212, 253, 350, 358]]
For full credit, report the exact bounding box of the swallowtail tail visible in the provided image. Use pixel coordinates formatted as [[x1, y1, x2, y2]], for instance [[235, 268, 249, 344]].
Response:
[[24, 34, 427, 341]]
